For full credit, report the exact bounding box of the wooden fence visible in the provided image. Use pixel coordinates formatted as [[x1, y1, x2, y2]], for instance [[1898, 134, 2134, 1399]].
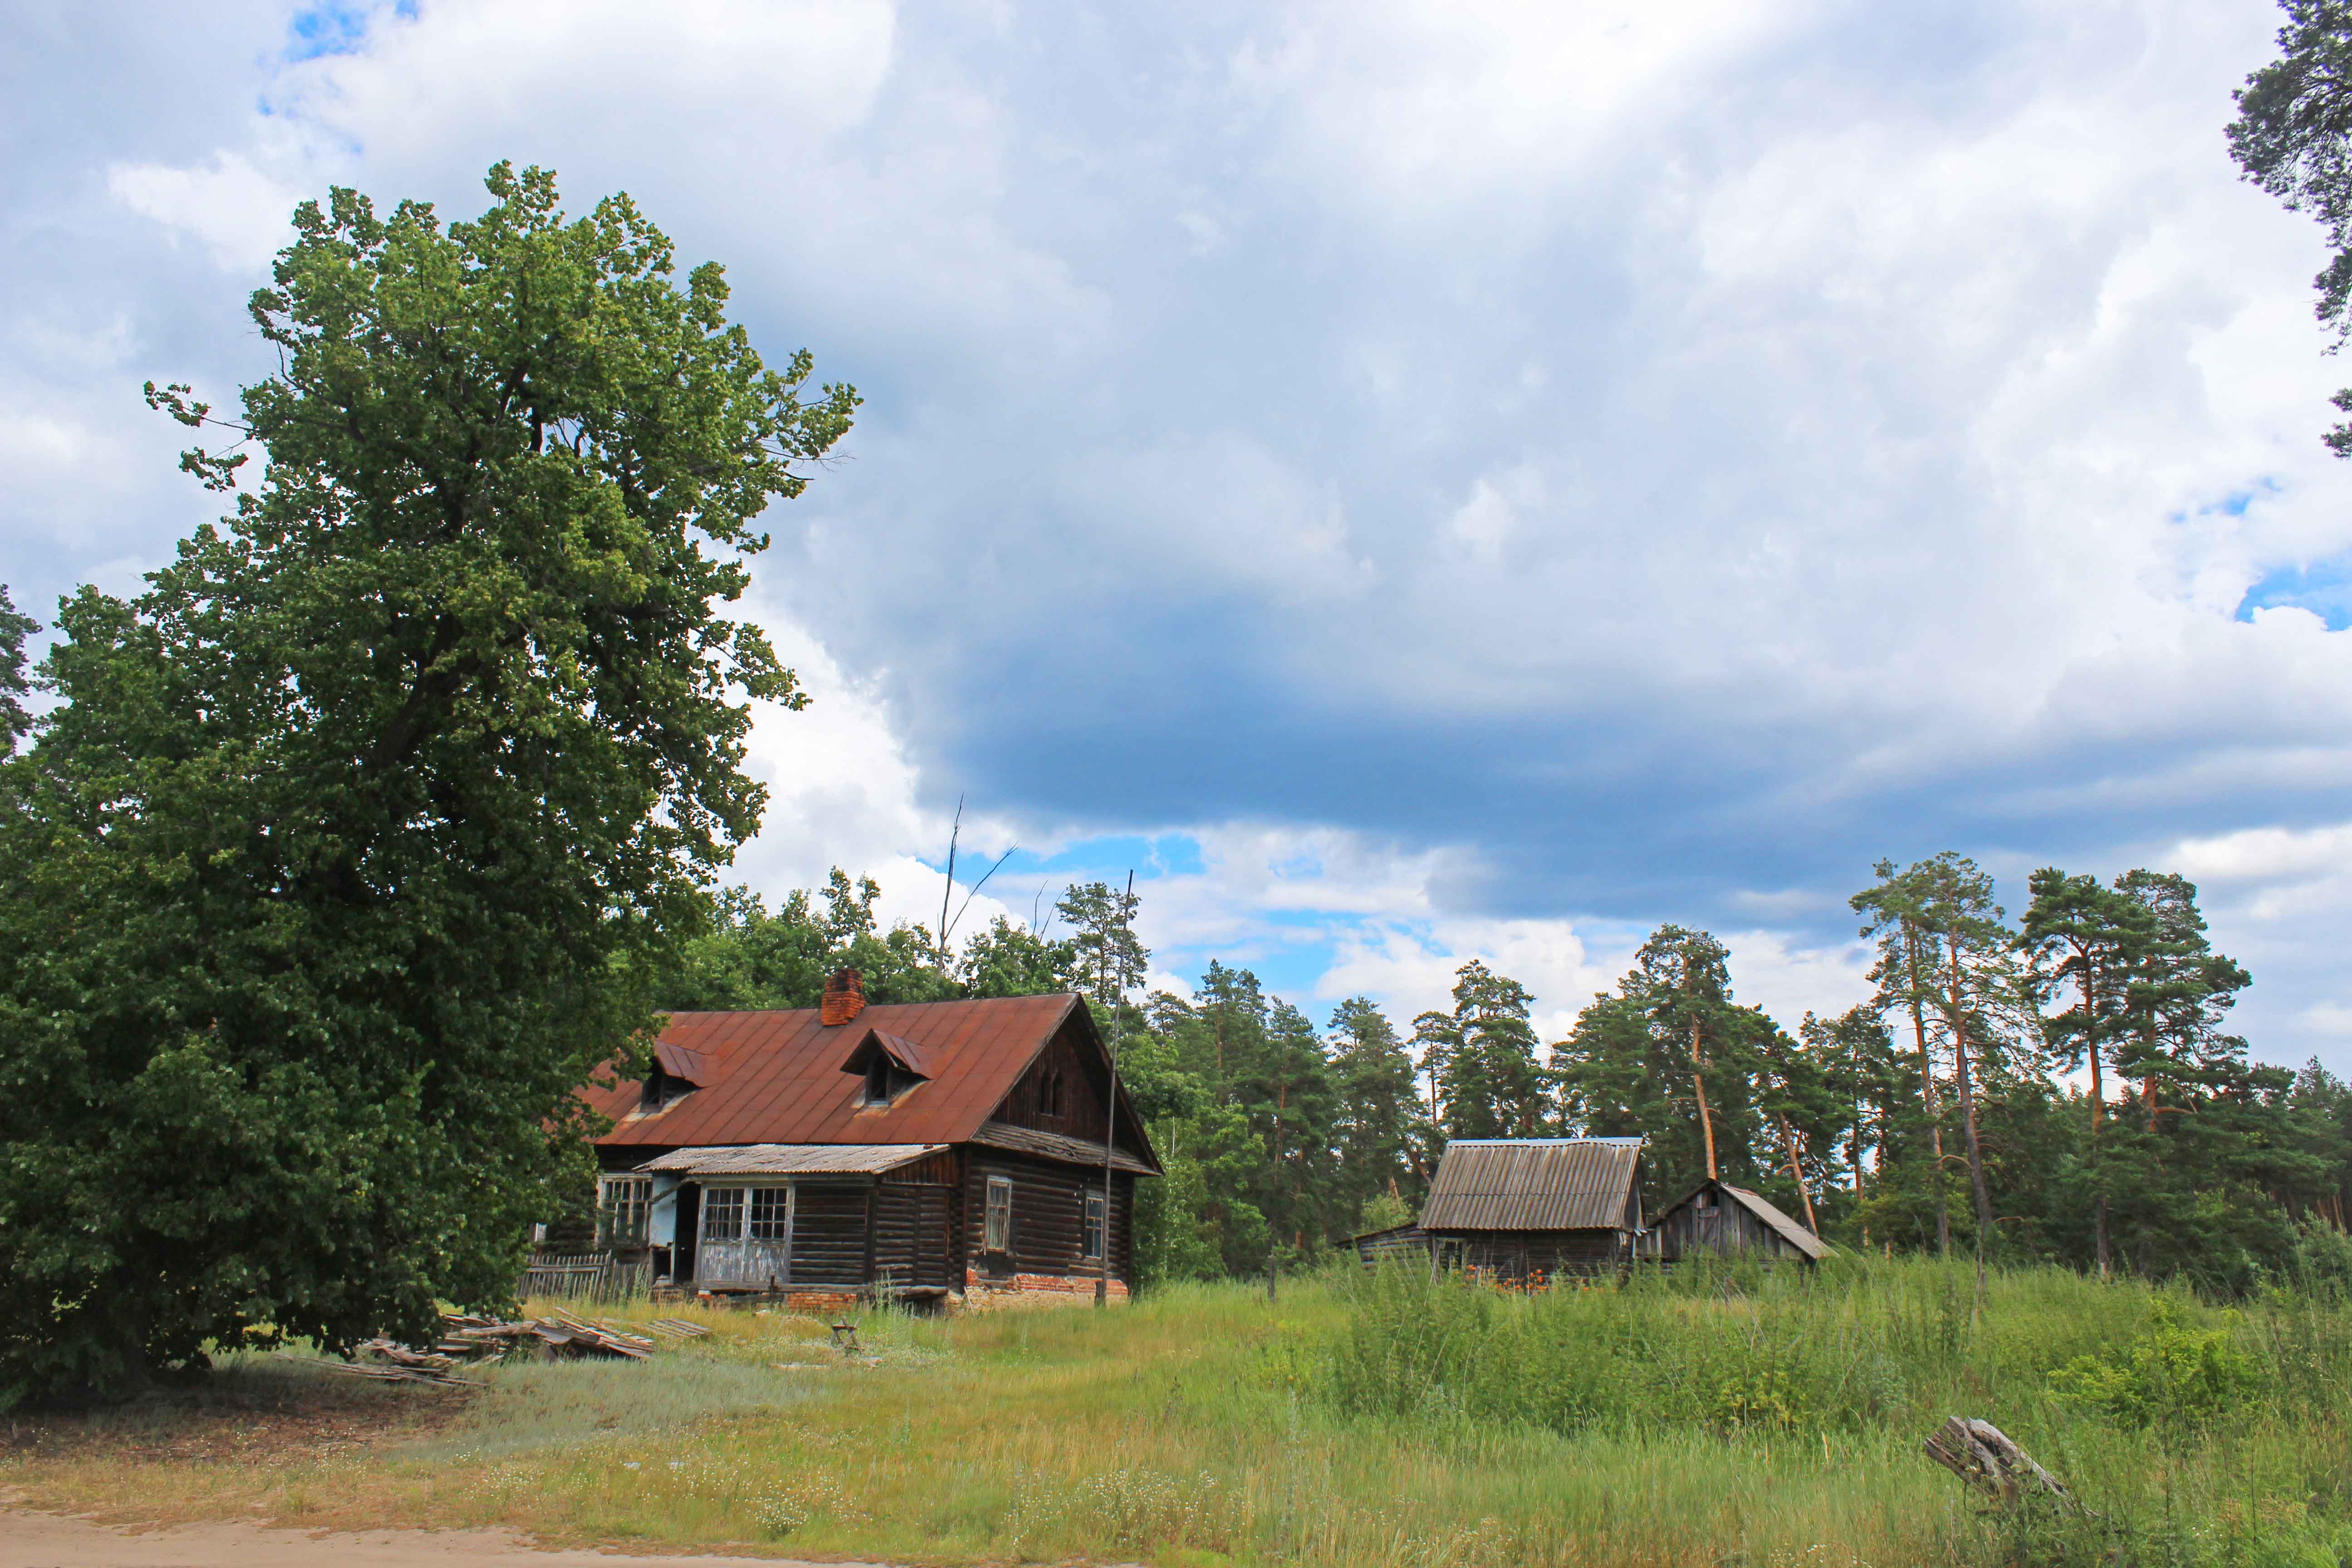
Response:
[[518, 1249, 652, 1303]]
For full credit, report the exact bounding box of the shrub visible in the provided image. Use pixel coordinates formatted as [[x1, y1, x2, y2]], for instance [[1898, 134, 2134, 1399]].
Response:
[[2047, 1297, 2264, 1430]]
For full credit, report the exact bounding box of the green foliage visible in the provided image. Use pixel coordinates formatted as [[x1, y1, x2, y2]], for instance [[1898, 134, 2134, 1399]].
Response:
[[1135, 1118, 1235, 1287], [663, 872, 958, 1009], [1056, 879, 1146, 1013], [1415, 960, 1549, 1141], [0, 164, 852, 1404], [1327, 996, 1431, 1222], [960, 913, 1076, 998], [0, 585, 35, 749], [1314, 1250, 2339, 1530], [2230, 0, 2352, 454], [1553, 926, 1792, 1210], [1322, 1258, 1924, 1437], [2048, 1298, 2264, 1431]]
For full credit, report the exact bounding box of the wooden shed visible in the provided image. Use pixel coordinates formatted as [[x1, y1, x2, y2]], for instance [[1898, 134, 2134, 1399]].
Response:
[[1416, 1137, 1646, 1283], [1647, 1178, 1826, 1264]]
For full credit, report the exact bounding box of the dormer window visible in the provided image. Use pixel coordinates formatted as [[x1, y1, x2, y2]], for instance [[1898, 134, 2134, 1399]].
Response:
[[641, 1040, 708, 1111], [840, 1027, 931, 1107], [863, 1056, 923, 1105]]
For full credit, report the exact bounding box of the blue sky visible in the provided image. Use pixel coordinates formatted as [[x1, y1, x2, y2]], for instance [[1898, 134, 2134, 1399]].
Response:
[[10, 1, 2352, 1057]]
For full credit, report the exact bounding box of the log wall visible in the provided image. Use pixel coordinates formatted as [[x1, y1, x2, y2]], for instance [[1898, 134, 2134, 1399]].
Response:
[[788, 1183, 871, 1284], [964, 1149, 1133, 1288]]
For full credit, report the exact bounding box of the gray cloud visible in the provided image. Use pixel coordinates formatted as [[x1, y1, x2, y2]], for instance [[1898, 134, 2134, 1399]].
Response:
[[8, 0, 2352, 1063]]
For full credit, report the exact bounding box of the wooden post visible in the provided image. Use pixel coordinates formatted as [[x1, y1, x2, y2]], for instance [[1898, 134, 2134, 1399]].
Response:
[[1097, 870, 1132, 1308]]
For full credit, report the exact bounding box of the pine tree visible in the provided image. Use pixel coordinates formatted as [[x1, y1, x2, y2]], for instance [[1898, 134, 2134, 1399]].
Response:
[[1056, 880, 1146, 1017], [1855, 861, 1958, 1256], [2020, 868, 2146, 1274], [1910, 853, 2029, 1295], [1415, 960, 1548, 1141], [1327, 997, 1430, 1219]]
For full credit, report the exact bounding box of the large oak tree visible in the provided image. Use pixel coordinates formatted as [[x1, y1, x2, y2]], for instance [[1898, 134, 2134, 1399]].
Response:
[[0, 164, 854, 1403]]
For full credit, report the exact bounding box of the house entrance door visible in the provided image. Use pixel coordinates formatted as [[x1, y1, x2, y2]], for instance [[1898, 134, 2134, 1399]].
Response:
[[696, 1185, 793, 1288]]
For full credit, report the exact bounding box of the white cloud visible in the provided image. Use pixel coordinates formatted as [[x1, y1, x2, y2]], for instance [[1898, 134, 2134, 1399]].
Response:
[[21, 0, 2352, 1069], [272, 0, 898, 167], [107, 152, 298, 271], [1243, 0, 1805, 207]]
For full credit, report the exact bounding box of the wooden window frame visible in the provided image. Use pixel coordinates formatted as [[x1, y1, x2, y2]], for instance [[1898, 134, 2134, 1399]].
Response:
[[749, 1186, 792, 1242], [984, 1175, 1013, 1253], [1082, 1189, 1106, 1260], [598, 1176, 652, 1246], [702, 1185, 746, 1243]]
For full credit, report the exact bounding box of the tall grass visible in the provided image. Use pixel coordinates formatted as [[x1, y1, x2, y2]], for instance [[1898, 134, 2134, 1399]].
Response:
[[7, 1262, 2351, 1566]]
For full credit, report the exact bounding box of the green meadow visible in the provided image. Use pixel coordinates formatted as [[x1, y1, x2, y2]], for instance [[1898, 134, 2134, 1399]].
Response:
[[8, 1256, 2351, 1567]]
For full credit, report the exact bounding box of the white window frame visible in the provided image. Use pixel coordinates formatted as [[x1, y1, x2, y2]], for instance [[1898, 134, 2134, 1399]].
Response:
[[1082, 1189, 1106, 1260], [702, 1185, 746, 1243], [985, 1175, 1013, 1253], [598, 1176, 652, 1246]]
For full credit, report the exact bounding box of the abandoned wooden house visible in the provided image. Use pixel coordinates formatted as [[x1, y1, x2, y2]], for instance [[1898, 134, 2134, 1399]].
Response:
[[575, 973, 1158, 1312], [1646, 1177, 1826, 1264], [1352, 1137, 1647, 1283]]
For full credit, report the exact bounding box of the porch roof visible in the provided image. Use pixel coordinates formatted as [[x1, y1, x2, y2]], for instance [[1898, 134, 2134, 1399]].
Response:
[[636, 1143, 950, 1178]]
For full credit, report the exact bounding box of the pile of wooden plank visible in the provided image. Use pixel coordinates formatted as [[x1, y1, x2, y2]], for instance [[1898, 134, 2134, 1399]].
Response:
[[313, 1309, 681, 1385], [532, 1307, 656, 1360], [311, 1336, 479, 1387]]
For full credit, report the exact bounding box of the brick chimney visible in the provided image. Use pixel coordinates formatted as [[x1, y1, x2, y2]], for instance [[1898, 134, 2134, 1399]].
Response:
[[820, 967, 866, 1026]]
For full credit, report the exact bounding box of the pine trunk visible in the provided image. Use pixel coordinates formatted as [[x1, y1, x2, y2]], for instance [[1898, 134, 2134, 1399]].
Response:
[[2079, 940, 2109, 1279], [1904, 936, 1950, 1258], [1945, 938, 1996, 1304], [1691, 1016, 1718, 1181], [1779, 1112, 1820, 1235]]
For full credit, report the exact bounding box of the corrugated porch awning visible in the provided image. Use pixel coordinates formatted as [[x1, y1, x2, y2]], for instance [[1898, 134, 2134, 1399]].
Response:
[[635, 1143, 949, 1177]]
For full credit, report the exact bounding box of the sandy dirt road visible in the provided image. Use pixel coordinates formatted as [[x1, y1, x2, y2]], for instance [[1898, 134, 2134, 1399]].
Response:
[[0, 1511, 899, 1568]]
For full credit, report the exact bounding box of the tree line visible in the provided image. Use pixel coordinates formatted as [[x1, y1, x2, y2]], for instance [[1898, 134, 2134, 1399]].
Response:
[[676, 853, 2352, 1295]]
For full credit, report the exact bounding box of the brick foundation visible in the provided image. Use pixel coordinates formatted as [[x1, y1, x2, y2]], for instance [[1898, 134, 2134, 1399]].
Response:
[[674, 1286, 862, 1314], [957, 1268, 1129, 1312]]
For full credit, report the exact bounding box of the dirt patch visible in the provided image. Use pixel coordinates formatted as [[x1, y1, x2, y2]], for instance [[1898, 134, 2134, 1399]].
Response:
[[0, 1511, 894, 1567], [0, 1362, 470, 1468]]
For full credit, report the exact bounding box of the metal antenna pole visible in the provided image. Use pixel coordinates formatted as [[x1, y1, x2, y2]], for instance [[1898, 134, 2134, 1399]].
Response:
[[937, 796, 962, 967], [1097, 870, 1132, 1307]]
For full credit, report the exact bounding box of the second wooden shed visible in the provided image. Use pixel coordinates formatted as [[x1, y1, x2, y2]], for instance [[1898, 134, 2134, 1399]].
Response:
[[1647, 1177, 1826, 1264]]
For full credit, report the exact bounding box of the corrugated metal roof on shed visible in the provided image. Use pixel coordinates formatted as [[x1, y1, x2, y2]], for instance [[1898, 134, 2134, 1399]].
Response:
[[637, 1143, 950, 1176], [1419, 1138, 1644, 1231]]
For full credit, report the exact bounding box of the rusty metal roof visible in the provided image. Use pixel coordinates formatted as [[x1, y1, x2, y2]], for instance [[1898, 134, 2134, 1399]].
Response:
[[653, 1040, 709, 1085], [583, 994, 1158, 1172], [636, 1143, 949, 1177], [838, 1027, 932, 1080], [1419, 1138, 1644, 1231]]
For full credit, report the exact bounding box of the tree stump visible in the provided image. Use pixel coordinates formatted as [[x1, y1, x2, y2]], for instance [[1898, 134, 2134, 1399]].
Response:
[[1922, 1416, 2073, 1510]]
